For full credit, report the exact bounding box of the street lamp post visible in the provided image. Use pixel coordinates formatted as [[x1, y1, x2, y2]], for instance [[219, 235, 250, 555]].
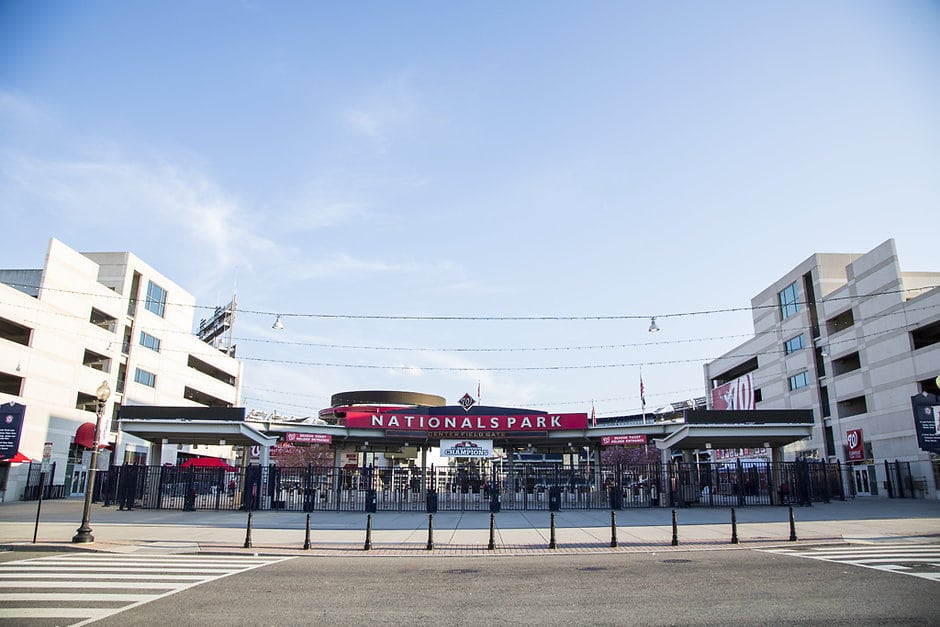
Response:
[[72, 380, 111, 543]]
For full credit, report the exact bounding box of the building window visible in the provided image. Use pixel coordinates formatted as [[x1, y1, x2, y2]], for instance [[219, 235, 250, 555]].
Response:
[[134, 368, 156, 388], [837, 395, 868, 419], [784, 334, 805, 355], [144, 280, 167, 318], [788, 371, 810, 391], [826, 309, 855, 335], [139, 331, 161, 352], [912, 320, 940, 350], [778, 282, 800, 320]]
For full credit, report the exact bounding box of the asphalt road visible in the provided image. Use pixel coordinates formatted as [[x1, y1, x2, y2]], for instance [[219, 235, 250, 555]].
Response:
[[7, 548, 926, 626]]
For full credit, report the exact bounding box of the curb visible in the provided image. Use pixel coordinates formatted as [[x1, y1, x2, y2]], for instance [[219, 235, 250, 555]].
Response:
[[4, 535, 848, 557]]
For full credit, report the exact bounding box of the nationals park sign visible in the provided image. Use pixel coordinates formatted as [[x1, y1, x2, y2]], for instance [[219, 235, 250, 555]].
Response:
[[343, 411, 588, 438]]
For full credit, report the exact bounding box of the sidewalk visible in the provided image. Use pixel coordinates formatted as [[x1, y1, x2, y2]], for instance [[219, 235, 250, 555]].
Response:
[[2, 497, 939, 556]]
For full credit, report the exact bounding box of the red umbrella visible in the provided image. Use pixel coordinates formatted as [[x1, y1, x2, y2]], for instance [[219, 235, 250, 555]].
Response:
[[180, 457, 236, 471]]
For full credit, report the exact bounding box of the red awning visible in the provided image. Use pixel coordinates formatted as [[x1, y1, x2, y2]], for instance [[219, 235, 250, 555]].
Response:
[[74, 422, 112, 449], [180, 457, 236, 471], [0, 451, 33, 463], [75, 422, 96, 448]]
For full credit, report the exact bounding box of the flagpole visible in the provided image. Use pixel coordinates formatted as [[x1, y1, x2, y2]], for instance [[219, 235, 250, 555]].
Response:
[[640, 367, 647, 425]]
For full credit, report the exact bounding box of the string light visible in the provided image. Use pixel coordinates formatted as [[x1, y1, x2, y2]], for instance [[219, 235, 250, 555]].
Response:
[[3, 281, 935, 323]]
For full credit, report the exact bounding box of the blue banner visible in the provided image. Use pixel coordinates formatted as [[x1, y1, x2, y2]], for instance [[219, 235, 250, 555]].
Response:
[[911, 392, 940, 453], [0, 402, 26, 460]]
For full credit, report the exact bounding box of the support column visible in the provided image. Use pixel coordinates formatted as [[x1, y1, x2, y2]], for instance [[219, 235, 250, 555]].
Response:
[[771, 446, 785, 505], [150, 440, 167, 466], [332, 447, 343, 496], [112, 421, 125, 465], [420, 446, 428, 500], [593, 445, 603, 493]]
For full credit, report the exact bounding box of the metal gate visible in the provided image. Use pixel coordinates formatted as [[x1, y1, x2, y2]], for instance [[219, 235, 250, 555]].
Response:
[[94, 459, 865, 512]]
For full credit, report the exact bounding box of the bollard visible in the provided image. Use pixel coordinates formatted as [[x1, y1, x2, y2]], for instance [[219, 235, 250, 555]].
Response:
[[487, 512, 496, 551], [610, 511, 618, 548], [549, 512, 557, 549], [788, 505, 797, 542], [426, 513, 434, 551], [730, 508, 739, 544], [364, 513, 373, 551], [243, 511, 253, 549], [671, 509, 678, 546], [303, 513, 311, 550]]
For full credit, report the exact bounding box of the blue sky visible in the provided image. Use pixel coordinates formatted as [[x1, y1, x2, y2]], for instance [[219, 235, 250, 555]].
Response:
[[2, 1, 939, 418]]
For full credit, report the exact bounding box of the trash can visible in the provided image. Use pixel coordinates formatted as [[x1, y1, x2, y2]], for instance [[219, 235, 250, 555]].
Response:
[[365, 489, 377, 513], [548, 486, 561, 511], [426, 490, 439, 513], [490, 489, 501, 513], [184, 488, 196, 512], [609, 487, 623, 510]]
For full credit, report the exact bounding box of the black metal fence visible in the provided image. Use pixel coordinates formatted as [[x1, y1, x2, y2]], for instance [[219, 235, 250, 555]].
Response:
[[66, 458, 921, 512], [21, 462, 64, 501]]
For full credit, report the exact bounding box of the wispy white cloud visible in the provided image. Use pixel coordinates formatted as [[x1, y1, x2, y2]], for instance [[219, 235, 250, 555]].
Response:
[[0, 148, 280, 292], [341, 72, 420, 150], [0, 89, 53, 129]]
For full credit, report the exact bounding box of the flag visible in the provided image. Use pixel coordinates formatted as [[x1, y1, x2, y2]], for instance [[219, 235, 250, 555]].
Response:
[[640, 374, 646, 409], [591, 402, 596, 428]]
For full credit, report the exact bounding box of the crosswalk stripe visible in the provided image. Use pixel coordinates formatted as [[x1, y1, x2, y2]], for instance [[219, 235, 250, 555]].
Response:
[[0, 581, 180, 589], [38, 556, 276, 564], [0, 553, 293, 626], [0, 592, 158, 602], [0, 608, 110, 619], [761, 544, 940, 583], [0, 572, 207, 580]]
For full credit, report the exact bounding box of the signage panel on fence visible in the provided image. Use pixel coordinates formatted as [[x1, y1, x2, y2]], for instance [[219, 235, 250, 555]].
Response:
[[285, 432, 332, 445], [439, 439, 495, 458], [601, 434, 648, 446]]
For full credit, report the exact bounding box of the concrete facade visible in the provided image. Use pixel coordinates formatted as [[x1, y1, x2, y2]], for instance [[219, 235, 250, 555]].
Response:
[[0, 238, 242, 502], [705, 239, 940, 498]]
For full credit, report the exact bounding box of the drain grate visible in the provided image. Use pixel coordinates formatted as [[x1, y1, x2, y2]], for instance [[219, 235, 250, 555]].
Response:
[[660, 559, 693, 564], [577, 566, 609, 572]]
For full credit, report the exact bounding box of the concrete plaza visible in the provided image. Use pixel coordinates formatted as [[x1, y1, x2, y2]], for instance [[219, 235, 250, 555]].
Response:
[[1, 497, 939, 556]]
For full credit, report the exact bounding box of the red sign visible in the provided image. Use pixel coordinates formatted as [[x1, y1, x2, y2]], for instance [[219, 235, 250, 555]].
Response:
[[344, 412, 588, 432], [847, 429, 864, 461], [285, 432, 332, 445], [711, 374, 755, 410], [601, 435, 648, 446]]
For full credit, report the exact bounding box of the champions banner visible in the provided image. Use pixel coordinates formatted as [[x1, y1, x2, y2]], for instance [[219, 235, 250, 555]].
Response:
[[343, 411, 588, 432], [440, 439, 495, 458]]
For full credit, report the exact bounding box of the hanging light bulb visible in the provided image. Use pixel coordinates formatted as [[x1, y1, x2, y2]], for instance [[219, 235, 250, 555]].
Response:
[[272, 315, 285, 330], [648, 316, 660, 333]]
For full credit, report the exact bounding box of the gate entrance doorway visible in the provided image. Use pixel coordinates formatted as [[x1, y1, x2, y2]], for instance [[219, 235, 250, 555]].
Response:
[[854, 467, 873, 496]]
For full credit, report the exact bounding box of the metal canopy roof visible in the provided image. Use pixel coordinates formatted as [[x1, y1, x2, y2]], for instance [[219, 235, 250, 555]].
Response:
[[120, 419, 279, 447], [653, 423, 814, 451]]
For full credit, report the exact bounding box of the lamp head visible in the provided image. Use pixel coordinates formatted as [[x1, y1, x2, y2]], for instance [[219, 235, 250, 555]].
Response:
[[95, 380, 111, 403]]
